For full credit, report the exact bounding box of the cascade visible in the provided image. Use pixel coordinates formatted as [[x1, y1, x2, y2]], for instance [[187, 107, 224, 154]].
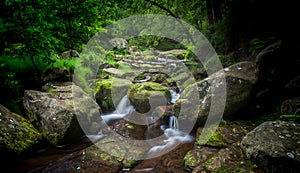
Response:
[[101, 95, 134, 124], [169, 115, 179, 130]]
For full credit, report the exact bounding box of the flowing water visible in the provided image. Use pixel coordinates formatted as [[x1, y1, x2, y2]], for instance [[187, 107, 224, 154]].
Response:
[[13, 88, 193, 172]]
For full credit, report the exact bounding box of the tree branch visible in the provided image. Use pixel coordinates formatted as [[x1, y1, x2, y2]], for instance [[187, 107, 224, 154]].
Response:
[[145, 0, 195, 45]]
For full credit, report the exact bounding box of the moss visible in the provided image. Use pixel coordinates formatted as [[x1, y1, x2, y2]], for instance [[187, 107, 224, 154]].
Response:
[[94, 78, 131, 112], [280, 114, 300, 123], [196, 125, 232, 148], [128, 82, 171, 113], [43, 131, 62, 145], [184, 151, 198, 168], [0, 113, 42, 153]]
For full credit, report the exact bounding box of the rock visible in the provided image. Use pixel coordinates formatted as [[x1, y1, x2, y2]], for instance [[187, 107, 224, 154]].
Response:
[[195, 122, 252, 148], [285, 76, 300, 97], [103, 68, 126, 77], [41, 137, 145, 173], [184, 122, 253, 171], [94, 78, 132, 112], [241, 121, 300, 173], [0, 104, 41, 153], [23, 82, 102, 146], [256, 41, 300, 90], [160, 49, 186, 59], [61, 49, 80, 59], [192, 143, 262, 173], [128, 82, 171, 113], [281, 97, 300, 115], [109, 38, 128, 49], [127, 46, 140, 54], [175, 61, 258, 125], [41, 67, 71, 83]]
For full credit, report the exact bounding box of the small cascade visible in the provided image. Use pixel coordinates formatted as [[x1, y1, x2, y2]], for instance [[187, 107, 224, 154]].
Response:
[[147, 115, 194, 155], [169, 88, 180, 104], [101, 95, 135, 124], [115, 95, 134, 115], [169, 115, 179, 130]]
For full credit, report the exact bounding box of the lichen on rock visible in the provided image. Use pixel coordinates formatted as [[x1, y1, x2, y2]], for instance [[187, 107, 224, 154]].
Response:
[[0, 104, 41, 153]]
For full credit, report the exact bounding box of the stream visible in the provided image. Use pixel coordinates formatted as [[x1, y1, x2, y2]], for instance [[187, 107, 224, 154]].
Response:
[[10, 87, 194, 173]]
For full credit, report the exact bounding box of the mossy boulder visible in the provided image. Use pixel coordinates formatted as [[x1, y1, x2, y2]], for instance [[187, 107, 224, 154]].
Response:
[[94, 78, 132, 112], [184, 122, 256, 172], [0, 104, 41, 153], [192, 143, 262, 173], [128, 82, 171, 113], [23, 82, 102, 146]]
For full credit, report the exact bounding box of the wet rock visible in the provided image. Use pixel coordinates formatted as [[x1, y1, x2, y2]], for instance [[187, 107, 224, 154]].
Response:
[[128, 82, 171, 113], [0, 104, 41, 153], [94, 78, 132, 112], [130, 142, 194, 173], [241, 121, 300, 173], [23, 82, 102, 146], [175, 61, 258, 125]]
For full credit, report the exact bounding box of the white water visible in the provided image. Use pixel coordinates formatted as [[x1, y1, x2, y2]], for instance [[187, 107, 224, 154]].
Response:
[[169, 88, 180, 104], [147, 116, 194, 154], [136, 75, 151, 83], [101, 95, 135, 124], [99, 93, 193, 157], [169, 115, 179, 130]]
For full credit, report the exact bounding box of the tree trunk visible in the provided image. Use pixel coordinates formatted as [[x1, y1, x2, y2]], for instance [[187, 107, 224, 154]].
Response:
[[212, 0, 222, 22], [206, 0, 214, 25]]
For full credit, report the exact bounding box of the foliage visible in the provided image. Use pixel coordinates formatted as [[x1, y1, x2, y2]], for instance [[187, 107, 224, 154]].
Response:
[[248, 37, 276, 55]]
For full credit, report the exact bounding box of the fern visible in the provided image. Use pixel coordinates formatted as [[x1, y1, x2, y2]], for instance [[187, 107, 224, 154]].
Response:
[[249, 37, 275, 55]]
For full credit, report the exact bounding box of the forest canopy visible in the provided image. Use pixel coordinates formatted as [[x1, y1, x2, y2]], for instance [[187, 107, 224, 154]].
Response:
[[0, 0, 298, 113]]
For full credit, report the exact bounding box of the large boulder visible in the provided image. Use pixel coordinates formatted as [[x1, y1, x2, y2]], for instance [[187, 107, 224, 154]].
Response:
[[23, 82, 102, 146], [0, 104, 41, 153], [184, 122, 259, 172], [256, 41, 300, 90], [41, 67, 71, 83], [241, 121, 300, 173], [128, 82, 171, 113], [94, 78, 132, 112], [174, 61, 258, 125]]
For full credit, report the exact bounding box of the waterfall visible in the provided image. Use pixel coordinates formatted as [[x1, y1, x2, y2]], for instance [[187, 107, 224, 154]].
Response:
[[115, 95, 134, 115], [169, 88, 180, 104], [101, 95, 135, 124], [169, 115, 179, 130]]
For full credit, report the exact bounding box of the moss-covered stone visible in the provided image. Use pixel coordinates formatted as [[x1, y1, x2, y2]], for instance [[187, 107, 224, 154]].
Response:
[[23, 82, 102, 146], [128, 82, 171, 113], [0, 104, 41, 153], [95, 78, 132, 112], [193, 143, 261, 173], [196, 122, 252, 148]]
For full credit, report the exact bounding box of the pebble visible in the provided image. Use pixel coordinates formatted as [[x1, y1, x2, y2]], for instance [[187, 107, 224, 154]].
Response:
[[286, 152, 295, 159]]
